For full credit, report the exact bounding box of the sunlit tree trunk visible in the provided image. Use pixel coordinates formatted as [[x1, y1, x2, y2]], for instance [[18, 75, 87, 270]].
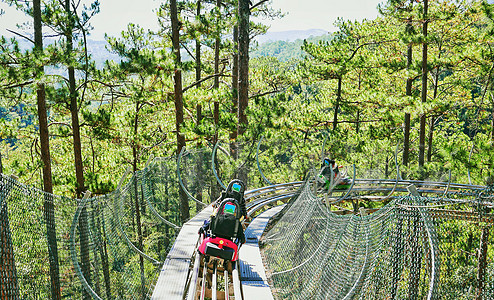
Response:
[[230, 25, 239, 158], [65, 1, 90, 297], [214, 0, 221, 89], [132, 102, 146, 298], [238, 0, 249, 136], [171, 0, 189, 222], [332, 77, 342, 131], [195, 0, 201, 86], [418, 0, 429, 169], [34, 0, 61, 298], [403, 19, 413, 168]]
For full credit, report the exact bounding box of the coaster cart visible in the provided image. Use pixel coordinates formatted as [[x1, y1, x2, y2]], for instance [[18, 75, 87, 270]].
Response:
[[192, 232, 243, 300]]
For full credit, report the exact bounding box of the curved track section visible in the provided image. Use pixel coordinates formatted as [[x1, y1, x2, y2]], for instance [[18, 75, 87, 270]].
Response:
[[150, 173, 487, 299], [67, 137, 490, 299], [152, 182, 302, 300]]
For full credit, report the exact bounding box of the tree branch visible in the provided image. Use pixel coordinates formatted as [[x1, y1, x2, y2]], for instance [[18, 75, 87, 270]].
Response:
[[182, 73, 229, 93], [250, 0, 269, 11], [250, 89, 280, 99], [7, 29, 35, 44], [2, 81, 34, 89]]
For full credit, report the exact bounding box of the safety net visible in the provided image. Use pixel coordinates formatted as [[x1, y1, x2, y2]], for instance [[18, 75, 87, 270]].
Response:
[[0, 137, 321, 299], [261, 175, 494, 299]]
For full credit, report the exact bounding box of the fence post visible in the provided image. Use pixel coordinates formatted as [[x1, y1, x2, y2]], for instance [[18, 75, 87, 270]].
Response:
[[407, 185, 423, 300], [476, 225, 489, 300], [80, 191, 92, 300], [0, 176, 19, 299], [44, 192, 61, 299], [178, 133, 189, 222]]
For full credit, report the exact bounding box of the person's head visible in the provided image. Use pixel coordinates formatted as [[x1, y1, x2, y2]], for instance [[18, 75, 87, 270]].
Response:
[[323, 158, 335, 167], [226, 179, 245, 201]]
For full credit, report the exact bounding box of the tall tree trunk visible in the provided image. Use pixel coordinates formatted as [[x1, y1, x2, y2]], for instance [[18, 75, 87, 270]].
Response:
[[65, 1, 90, 297], [403, 33, 413, 168], [237, 0, 249, 136], [356, 73, 361, 134], [476, 225, 489, 300], [427, 116, 434, 162], [214, 0, 221, 89], [491, 107, 494, 142], [34, 0, 61, 298], [356, 110, 360, 134], [195, 0, 201, 86], [332, 76, 342, 131], [230, 25, 239, 156], [196, 104, 204, 211], [418, 0, 429, 169], [214, 101, 219, 144], [491, 98, 494, 142], [132, 103, 146, 299], [403, 113, 411, 167], [171, 0, 189, 222], [427, 47, 441, 163]]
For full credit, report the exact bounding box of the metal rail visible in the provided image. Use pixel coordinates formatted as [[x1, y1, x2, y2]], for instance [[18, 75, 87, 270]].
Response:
[[178, 147, 208, 207]]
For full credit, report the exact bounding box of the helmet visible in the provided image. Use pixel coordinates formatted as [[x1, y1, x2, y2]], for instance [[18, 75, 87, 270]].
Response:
[[323, 158, 335, 166], [225, 179, 245, 202]]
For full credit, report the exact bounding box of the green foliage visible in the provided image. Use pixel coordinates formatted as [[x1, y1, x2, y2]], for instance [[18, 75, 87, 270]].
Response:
[[2, 0, 494, 297]]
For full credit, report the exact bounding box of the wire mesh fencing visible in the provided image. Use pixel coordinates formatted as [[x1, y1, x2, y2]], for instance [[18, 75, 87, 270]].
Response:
[[2, 139, 492, 299], [0, 151, 216, 299], [0, 174, 78, 299], [261, 176, 494, 300]]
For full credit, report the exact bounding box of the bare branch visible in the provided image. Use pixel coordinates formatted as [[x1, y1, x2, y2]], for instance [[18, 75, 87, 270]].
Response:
[[250, 0, 269, 11], [182, 73, 229, 93], [6, 29, 34, 44]]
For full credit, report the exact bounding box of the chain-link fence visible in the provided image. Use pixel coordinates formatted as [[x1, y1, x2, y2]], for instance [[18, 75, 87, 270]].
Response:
[[261, 175, 494, 299], [1, 138, 492, 299]]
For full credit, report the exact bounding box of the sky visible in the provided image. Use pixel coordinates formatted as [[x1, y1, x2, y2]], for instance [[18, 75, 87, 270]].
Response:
[[0, 0, 385, 40]]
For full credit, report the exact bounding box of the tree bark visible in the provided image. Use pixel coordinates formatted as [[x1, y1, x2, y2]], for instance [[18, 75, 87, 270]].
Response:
[[230, 25, 239, 153], [34, 0, 61, 297], [237, 0, 249, 136], [196, 104, 204, 211], [214, 101, 219, 144], [65, 1, 90, 297], [214, 0, 221, 89], [403, 113, 411, 168], [418, 0, 428, 168], [171, 0, 189, 222], [332, 76, 342, 131], [491, 108, 494, 143], [427, 116, 434, 162], [404, 34, 412, 168], [132, 102, 146, 298], [171, 0, 184, 154], [195, 0, 201, 86]]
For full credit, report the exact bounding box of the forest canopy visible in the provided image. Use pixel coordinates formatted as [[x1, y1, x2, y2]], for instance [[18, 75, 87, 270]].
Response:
[[1, 0, 494, 197]]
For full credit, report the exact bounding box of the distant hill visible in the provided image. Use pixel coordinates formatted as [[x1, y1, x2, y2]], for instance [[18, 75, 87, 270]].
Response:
[[13, 30, 330, 68], [254, 29, 328, 44], [86, 39, 121, 68], [251, 32, 333, 62]]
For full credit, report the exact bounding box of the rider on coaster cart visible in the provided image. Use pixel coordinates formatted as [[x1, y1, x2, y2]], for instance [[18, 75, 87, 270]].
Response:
[[318, 157, 352, 190], [198, 179, 247, 261]]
